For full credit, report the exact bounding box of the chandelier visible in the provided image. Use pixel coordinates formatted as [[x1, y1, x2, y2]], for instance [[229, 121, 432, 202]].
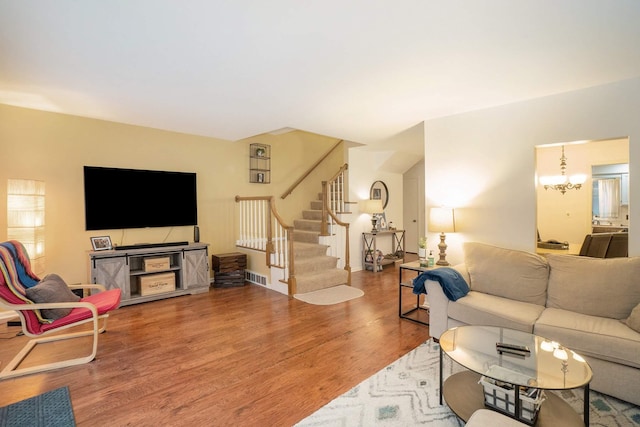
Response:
[[539, 145, 586, 195]]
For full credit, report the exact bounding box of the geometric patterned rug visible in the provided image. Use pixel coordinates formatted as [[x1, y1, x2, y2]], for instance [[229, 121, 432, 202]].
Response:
[[295, 340, 640, 426], [0, 386, 75, 427]]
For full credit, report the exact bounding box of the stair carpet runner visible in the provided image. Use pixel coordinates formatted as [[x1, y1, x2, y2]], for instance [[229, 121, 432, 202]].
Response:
[[292, 196, 349, 294]]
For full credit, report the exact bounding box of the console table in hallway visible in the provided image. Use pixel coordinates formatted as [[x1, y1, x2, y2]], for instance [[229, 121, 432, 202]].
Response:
[[362, 229, 405, 273]]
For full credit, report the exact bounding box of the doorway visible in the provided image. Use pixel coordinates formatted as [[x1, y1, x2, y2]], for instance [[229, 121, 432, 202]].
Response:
[[403, 159, 425, 254]]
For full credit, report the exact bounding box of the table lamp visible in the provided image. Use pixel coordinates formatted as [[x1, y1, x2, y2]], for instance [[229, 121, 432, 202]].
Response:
[[361, 199, 384, 233], [430, 207, 455, 266]]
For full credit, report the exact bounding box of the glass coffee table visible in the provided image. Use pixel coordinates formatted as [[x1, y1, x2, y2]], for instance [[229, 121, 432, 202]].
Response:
[[439, 326, 592, 426]]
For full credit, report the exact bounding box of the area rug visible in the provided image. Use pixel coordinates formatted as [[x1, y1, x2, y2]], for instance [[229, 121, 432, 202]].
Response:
[[294, 285, 364, 305], [295, 340, 640, 426], [0, 386, 76, 427]]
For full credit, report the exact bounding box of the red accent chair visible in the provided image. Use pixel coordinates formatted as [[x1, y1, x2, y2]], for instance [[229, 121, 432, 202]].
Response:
[[0, 240, 121, 379]]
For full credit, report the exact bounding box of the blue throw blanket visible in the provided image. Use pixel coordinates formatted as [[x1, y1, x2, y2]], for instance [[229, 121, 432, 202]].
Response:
[[412, 267, 469, 301]]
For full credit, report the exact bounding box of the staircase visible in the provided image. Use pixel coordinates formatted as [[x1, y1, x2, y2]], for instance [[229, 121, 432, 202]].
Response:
[[292, 195, 349, 294]]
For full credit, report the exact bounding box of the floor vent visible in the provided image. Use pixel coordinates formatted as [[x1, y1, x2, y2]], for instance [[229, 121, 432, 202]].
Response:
[[245, 270, 267, 286]]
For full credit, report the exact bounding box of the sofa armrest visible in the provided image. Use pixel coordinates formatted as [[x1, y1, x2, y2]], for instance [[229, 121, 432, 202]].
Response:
[[426, 279, 449, 340], [451, 262, 470, 286], [426, 262, 469, 340]]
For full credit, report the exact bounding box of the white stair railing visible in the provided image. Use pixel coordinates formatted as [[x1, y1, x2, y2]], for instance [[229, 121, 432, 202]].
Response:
[[328, 163, 348, 214], [235, 196, 296, 294], [321, 165, 351, 285]]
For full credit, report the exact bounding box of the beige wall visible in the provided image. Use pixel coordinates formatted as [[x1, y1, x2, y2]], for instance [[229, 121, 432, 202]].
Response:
[[347, 146, 404, 271], [424, 77, 640, 264], [0, 104, 343, 284]]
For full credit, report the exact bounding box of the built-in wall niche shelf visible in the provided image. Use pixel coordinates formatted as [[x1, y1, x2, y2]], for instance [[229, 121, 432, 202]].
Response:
[[250, 143, 271, 184]]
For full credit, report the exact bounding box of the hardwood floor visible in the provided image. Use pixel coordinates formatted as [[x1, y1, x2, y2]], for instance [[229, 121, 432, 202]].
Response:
[[0, 257, 431, 426]]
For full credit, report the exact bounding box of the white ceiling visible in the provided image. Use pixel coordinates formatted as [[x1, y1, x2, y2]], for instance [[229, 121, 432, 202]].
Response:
[[2, 0, 640, 150]]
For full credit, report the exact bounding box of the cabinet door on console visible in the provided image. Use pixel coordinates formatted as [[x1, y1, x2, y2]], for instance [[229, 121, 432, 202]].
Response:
[[183, 248, 209, 291], [92, 256, 130, 298]]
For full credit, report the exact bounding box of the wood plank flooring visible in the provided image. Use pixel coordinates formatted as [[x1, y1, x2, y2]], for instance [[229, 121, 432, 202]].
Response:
[[0, 257, 431, 426]]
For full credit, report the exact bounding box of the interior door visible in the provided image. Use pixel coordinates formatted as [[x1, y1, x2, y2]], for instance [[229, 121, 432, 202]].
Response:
[[403, 177, 419, 253]]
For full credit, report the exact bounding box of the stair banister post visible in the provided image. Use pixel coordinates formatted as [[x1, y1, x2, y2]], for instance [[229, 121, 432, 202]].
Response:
[[287, 227, 296, 295], [320, 181, 329, 236], [344, 223, 351, 286], [266, 197, 275, 267]]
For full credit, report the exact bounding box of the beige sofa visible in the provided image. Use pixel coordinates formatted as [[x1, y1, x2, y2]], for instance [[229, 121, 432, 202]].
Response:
[[427, 242, 640, 406]]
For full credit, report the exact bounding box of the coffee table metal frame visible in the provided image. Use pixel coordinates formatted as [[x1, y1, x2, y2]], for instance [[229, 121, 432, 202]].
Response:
[[438, 326, 591, 426]]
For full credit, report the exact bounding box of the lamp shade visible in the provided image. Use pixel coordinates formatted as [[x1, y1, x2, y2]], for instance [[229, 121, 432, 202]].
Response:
[[430, 207, 455, 233], [7, 179, 45, 275], [361, 199, 384, 215]]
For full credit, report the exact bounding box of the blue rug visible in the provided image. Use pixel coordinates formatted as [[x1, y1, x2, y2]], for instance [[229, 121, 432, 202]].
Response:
[[296, 340, 640, 426], [0, 386, 76, 427]]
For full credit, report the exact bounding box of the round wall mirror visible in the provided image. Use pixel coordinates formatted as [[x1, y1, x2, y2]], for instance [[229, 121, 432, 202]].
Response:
[[370, 180, 389, 209]]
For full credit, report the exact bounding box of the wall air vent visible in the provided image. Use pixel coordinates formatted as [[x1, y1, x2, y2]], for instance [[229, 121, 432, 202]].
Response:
[[245, 270, 267, 286]]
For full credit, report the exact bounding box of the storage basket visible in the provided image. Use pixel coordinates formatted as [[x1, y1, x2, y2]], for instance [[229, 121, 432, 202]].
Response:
[[479, 365, 545, 425]]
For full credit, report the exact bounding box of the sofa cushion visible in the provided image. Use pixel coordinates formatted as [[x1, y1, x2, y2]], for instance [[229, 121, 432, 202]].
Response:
[[447, 291, 545, 333], [25, 274, 80, 320], [463, 242, 549, 305], [546, 255, 640, 319], [625, 303, 640, 333], [534, 307, 640, 369]]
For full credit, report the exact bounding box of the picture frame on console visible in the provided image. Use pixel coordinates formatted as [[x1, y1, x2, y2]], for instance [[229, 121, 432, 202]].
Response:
[[377, 212, 388, 231], [91, 236, 112, 251]]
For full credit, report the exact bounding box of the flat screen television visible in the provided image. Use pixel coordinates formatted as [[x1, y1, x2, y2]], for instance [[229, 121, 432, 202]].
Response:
[[84, 166, 197, 230]]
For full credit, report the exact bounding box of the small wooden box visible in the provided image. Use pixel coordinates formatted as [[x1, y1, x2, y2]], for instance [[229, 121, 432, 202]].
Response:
[[213, 271, 246, 288], [212, 252, 247, 273], [139, 272, 176, 296], [212, 252, 247, 287], [143, 257, 170, 272]]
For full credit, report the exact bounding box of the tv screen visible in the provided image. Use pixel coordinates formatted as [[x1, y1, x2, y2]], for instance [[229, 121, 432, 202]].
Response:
[[84, 166, 197, 230]]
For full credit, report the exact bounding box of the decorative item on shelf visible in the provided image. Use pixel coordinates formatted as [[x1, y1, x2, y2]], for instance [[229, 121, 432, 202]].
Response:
[[430, 207, 456, 266], [249, 143, 271, 183], [374, 250, 384, 271], [418, 237, 427, 260], [90, 236, 112, 251], [388, 221, 396, 230], [139, 272, 176, 296], [378, 212, 388, 230], [365, 250, 374, 263], [539, 145, 586, 195], [361, 199, 384, 233]]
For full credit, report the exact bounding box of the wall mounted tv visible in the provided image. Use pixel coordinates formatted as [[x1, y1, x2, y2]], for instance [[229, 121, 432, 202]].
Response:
[[84, 166, 197, 230]]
